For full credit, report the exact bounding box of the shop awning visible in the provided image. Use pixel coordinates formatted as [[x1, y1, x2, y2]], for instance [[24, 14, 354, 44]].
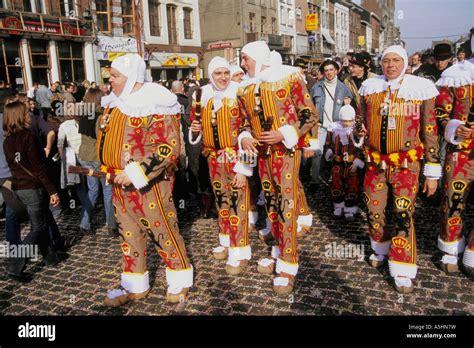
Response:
[[322, 31, 335, 45]]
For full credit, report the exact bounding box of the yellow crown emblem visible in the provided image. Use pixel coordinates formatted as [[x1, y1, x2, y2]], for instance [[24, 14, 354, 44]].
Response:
[[392, 236, 408, 249], [158, 144, 172, 158]]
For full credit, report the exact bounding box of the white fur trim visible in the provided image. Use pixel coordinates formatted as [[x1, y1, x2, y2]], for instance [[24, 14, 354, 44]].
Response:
[[258, 219, 272, 236], [233, 161, 253, 177], [121, 271, 150, 294], [359, 75, 439, 101], [394, 276, 413, 288], [258, 258, 275, 267], [423, 163, 442, 180], [248, 211, 258, 225], [297, 214, 313, 232], [388, 260, 417, 279], [219, 234, 230, 248], [436, 64, 472, 88], [370, 238, 391, 256], [304, 139, 319, 151], [107, 288, 128, 299], [238, 131, 254, 151], [213, 246, 226, 253], [271, 246, 280, 259], [369, 254, 386, 262], [462, 248, 474, 268], [437, 236, 466, 255], [279, 125, 299, 149], [350, 132, 364, 148], [165, 266, 193, 289], [344, 206, 358, 214], [273, 277, 290, 287], [275, 258, 299, 276], [444, 119, 465, 146], [325, 148, 333, 162], [188, 128, 202, 145], [353, 158, 365, 169], [124, 162, 149, 190], [441, 254, 459, 265], [228, 245, 251, 262]]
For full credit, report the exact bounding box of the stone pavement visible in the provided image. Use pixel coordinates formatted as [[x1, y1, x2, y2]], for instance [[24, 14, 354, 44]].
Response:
[[0, 180, 472, 316]]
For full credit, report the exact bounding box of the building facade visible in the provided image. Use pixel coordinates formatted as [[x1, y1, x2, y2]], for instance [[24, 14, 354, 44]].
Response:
[[334, 0, 349, 54], [278, 0, 296, 63], [0, 0, 95, 91], [294, 0, 309, 57], [142, 0, 202, 81], [199, 0, 279, 76]]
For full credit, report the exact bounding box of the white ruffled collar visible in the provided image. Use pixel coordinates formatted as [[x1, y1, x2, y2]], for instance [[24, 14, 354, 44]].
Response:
[[328, 121, 363, 148], [240, 65, 301, 90], [436, 63, 473, 88], [101, 82, 181, 117], [197, 81, 239, 111], [359, 74, 439, 101]]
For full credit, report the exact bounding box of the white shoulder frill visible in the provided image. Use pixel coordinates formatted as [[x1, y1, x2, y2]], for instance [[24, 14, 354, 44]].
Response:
[[436, 64, 473, 88]]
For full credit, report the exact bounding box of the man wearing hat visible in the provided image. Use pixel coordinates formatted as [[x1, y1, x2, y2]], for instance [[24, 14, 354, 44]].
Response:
[[189, 57, 253, 275], [237, 41, 318, 295], [98, 54, 193, 305], [344, 51, 378, 111], [434, 63, 474, 278], [415, 43, 453, 83], [355, 45, 441, 293]]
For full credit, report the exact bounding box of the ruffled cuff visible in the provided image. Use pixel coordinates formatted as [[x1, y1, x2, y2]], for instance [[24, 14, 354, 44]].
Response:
[[304, 138, 318, 151], [423, 162, 442, 180], [238, 131, 253, 151], [124, 162, 149, 189], [188, 128, 202, 145], [353, 158, 365, 169], [278, 125, 299, 149], [444, 119, 465, 145], [233, 162, 253, 177]]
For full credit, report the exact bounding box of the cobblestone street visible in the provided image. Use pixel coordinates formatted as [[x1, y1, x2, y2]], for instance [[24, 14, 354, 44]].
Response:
[[0, 180, 473, 316]]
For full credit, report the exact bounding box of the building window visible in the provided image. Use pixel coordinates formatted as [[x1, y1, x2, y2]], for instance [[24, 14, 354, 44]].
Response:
[[121, 0, 135, 35], [60, 0, 76, 17], [0, 39, 25, 91], [271, 17, 277, 34], [96, 0, 111, 33], [33, 0, 45, 13], [10, 0, 32, 11], [28, 40, 50, 85], [183, 7, 192, 39], [287, 8, 293, 27], [260, 16, 266, 33], [249, 12, 255, 32], [166, 4, 178, 45], [57, 41, 84, 82], [280, 6, 286, 25], [148, 0, 161, 37]]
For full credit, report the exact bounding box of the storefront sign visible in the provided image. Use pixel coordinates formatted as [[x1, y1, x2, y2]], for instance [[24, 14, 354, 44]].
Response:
[[0, 13, 91, 37], [358, 36, 365, 46], [97, 36, 138, 53], [306, 14, 318, 31], [208, 41, 232, 50], [149, 53, 199, 68]]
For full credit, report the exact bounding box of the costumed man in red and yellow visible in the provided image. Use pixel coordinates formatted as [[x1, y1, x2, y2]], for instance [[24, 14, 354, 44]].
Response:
[[238, 41, 318, 295], [189, 57, 254, 274], [98, 54, 193, 305], [324, 105, 365, 220], [435, 62, 474, 278], [355, 45, 441, 293]]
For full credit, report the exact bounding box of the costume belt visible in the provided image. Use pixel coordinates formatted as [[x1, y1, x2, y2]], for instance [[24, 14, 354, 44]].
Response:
[[100, 165, 123, 175], [365, 145, 424, 168], [333, 154, 355, 163]]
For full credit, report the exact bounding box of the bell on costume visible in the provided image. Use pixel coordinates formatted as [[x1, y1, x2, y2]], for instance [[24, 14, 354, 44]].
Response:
[[366, 154, 371, 163], [402, 158, 408, 169], [380, 160, 387, 170]]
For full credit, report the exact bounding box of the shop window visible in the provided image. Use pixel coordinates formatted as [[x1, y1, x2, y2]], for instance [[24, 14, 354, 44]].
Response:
[[166, 4, 177, 45], [148, 0, 161, 37], [121, 0, 135, 36], [57, 41, 84, 82], [29, 40, 50, 85], [96, 0, 111, 33], [0, 39, 25, 91], [183, 7, 192, 39]]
